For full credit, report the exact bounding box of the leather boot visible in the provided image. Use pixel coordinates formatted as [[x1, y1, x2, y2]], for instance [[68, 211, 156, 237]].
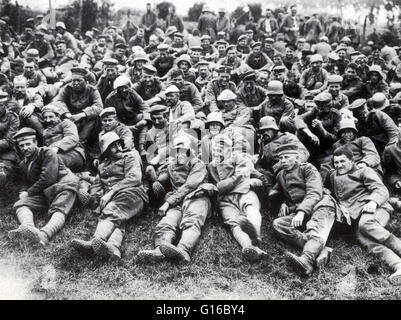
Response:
[[160, 243, 191, 264], [316, 247, 333, 268], [137, 247, 166, 264], [92, 219, 115, 257], [171, 226, 203, 264], [242, 246, 268, 262], [71, 238, 94, 254], [39, 212, 66, 245], [389, 263, 401, 285], [105, 228, 125, 260], [385, 234, 401, 256], [286, 238, 323, 276], [8, 207, 36, 242]]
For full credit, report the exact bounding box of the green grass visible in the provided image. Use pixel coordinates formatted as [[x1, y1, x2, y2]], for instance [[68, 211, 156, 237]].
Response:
[[1, 181, 401, 300]]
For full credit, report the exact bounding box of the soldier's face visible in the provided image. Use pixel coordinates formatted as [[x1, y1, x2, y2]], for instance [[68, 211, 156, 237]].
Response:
[[143, 74, 154, 86], [174, 37, 183, 45], [372, 50, 380, 59], [221, 100, 235, 111], [273, 57, 282, 65], [338, 50, 346, 59], [101, 115, 118, 131], [218, 74, 230, 86], [238, 39, 246, 46], [109, 141, 123, 158], [316, 101, 331, 114], [261, 129, 277, 143], [14, 83, 27, 98], [209, 122, 223, 136], [253, 46, 261, 53], [264, 43, 272, 50], [340, 128, 356, 143], [71, 75, 86, 91], [333, 154, 353, 175], [273, 71, 285, 82], [166, 92, 180, 106], [159, 50, 167, 58], [257, 74, 269, 87], [201, 40, 210, 48], [279, 153, 299, 171], [97, 38, 106, 47], [115, 48, 125, 57], [353, 106, 369, 122], [43, 112, 59, 128], [56, 43, 66, 53], [199, 66, 208, 78], [217, 45, 226, 55], [311, 61, 322, 71], [137, 29, 145, 37], [172, 75, 184, 88], [190, 51, 200, 60], [95, 48, 106, 60], [151, 113, 167, 129], [178, 62, 189, 72], [268, 94, 282, 105], [244, 80, 254, 91], [369, 72, 380, 83], [24, 64, 35, 77], [176, 148, 190, 165], [227, 50, 236, 60], [286, 48, 293, 57], [345, 68, 356, 79], [106, 67, 118, 78], [328, 84, 341, 96], [18, 138, 37, 158], [116, 85, 130, 99]]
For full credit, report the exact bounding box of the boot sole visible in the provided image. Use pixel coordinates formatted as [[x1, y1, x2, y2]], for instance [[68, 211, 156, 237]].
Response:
[[71, 239, 94, 254], [242, 247, 260, 262], [285, 252, 313, 276], [160, 244, 190, 264], [19, 226, 42, 244], [92, 238, 111, 257], [137, 251, 165, 264], [389, 274, 401, 286]]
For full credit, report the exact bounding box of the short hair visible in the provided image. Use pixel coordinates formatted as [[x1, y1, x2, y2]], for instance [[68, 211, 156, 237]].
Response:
[[170, 68, 184, 79], [333, 145, 354, 161]]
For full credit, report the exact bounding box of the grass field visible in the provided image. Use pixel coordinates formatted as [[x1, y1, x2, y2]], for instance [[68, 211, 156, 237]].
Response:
[[1, 180, 401, 300]]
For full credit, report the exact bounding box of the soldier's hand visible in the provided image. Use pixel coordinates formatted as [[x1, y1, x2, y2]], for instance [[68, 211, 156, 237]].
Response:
[[51, 147, 59, 154], [395, 181, 401, 189], [357, 162, 367, 169], [278, 203, 289, 217], [100, 190, 114, 209], [20, 104, 35, 118], [311, 119, 323, 129], [291, 210, 305, 227], [158, 202, 169, 217], [71, 113, 86, 123], [308, 133, 320, 145], [19, 191, 28, 200], [362, 201, 377, 214]]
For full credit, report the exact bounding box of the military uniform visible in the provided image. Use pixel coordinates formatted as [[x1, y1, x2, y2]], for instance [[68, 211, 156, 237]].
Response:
[[0, 110, 19, 182], [145, 156, 211, 263], [54, 84, 103, 142], [326, 165, 401, 284], [132, 78, 163, 101], [205, 79, 236, 113], [42, 118, 85, 172]]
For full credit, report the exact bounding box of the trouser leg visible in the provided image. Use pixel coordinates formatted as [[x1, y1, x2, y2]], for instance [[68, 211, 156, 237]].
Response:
[[154, 208, 182, 247], [177, 197, 210, 255], [272, 213, 307, 248]]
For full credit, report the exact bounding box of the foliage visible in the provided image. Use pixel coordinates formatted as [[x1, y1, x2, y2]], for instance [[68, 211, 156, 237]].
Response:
[[187, 2, 205, 22], [230, 3, 263, 25], [0, 0, 39, 32], [156, 1, 174, 20]]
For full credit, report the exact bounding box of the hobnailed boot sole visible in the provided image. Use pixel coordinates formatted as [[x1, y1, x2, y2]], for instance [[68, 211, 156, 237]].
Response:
[[242, 247, 260, 262], [285, 251, 314, 276], [71, 239, 94, 255], [160, 243, 190, 264], [137, 250, 166, 264], [8, 228, 24, 242], [92, 238, 111, 258], [19, 225, 48, 246], [389, 272, 401, 286]]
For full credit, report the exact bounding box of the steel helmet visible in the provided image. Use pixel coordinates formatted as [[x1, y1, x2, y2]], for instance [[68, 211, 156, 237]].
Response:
[[205, 112, 225, 129], [258, 116, 279, 131], [267, 80, 284, 95], [338, 118, 358, 133], [172, 136, 192, 150], [113, 75, 132, 89], [177, 54, 192, 67], [99, 132, 122, 155], [217, 89, 237, 101]]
